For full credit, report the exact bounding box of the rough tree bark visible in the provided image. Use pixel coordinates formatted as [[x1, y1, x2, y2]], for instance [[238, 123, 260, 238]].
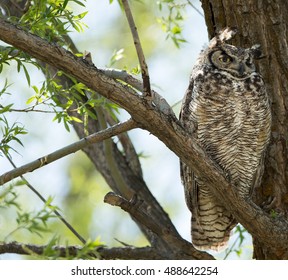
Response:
[[201, 0, 288, 259], [0, 0, 287, 259]]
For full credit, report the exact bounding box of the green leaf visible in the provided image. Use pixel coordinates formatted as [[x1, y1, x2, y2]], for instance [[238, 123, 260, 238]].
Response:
[[108, 49, 125, 67], [32, 85, 39, 94], [26, 96, 36, 105], [75, 11, 88, 20], [86, 108, 97, 120], [42, 236, 61, 258], [16, 60, 21, 72], [171, 25, 181, 34], [62, 0, 69, 10], [71, 0, 86, 7], [70, 116, 82, 123], [22, 64, 31, 86], [0, 104, 13, 114], [63, 119, 71, 132]]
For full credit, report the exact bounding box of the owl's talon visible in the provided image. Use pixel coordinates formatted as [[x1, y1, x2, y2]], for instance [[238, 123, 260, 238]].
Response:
[[261, 196, 277, 211]]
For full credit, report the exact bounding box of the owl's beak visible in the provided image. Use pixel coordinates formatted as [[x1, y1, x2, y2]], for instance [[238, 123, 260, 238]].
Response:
[[238, 63, 245, 76]]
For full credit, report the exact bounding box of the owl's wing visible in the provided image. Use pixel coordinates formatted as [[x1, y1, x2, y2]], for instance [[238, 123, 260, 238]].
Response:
[[179, 78, 196, 135], [179, 78, 198, 211], [179, 77, 237, 252], [251, 156, 265, 195], [180, 159, 198, 216]]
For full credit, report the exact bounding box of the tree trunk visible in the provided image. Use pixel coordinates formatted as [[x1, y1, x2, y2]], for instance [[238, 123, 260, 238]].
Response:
[[201, 0, 288, 259]]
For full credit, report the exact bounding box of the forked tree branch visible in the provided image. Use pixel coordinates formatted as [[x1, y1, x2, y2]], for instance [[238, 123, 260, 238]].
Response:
[[104, 192, 214, 259], [102, 68, 174, 115], [0, 119, 137, 185]]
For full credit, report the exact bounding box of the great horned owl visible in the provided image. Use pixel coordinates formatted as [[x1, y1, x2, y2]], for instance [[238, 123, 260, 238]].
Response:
[[180, 28, 271, 251]]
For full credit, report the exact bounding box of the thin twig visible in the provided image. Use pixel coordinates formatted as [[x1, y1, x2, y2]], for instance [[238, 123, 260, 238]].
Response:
[[0, 119, 137, 186], [187, 0, 204, 17], [3, 152, 86, 244], [0, 105, 56, 114], [121, 0, 151, 96]]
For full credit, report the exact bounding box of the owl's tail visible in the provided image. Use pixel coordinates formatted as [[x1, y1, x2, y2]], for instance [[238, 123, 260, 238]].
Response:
[[191, 186, 237, 252], [180, 162, 237, 251]]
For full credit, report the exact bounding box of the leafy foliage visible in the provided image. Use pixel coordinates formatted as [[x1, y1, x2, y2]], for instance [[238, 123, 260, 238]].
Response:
[[0, 0, 123, 260], [223, 225, 247, 259], [0, 183, 55, 240], [14, 201, 57, 237], [18, 0, 87, 44], [157, 0, 187, 47], [73, 238, 103, 259], [0, 116, 27, 156], [0, 183, 21, 210]]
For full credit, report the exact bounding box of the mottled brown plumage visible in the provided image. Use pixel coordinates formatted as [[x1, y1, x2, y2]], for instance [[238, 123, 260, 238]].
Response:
[[180, 28, 271, 251]]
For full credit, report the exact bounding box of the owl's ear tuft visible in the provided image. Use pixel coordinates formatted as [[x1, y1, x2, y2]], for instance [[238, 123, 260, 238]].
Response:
[[250, 44, 263, 59], [209, 27, 237, 48], [218, 27, 237, 42]]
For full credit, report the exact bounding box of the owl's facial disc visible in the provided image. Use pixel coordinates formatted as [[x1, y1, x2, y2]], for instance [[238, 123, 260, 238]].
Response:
[[209, 49, 256, 78]]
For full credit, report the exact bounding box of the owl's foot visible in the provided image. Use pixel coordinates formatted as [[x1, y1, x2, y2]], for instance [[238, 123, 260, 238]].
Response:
[[261, 196, 277, 211]]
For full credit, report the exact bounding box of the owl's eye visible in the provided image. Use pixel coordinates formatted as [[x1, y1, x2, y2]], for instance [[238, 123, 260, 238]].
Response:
[[246, 61, 253, 67], [219, 55, 232, 63]]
